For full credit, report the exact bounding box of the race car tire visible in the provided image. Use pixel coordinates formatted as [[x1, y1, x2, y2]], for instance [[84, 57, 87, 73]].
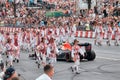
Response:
[[86, 50, 96, 61], [80, 54, 84, 60], [66, 53, 70, 62], [66, 53, 73, 62]]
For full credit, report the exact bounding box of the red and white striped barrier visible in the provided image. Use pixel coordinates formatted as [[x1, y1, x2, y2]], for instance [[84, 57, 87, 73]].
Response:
[[0, 27, 119, 40], [76, 31, 119, 40], [76, 31, 95, 38], [0, 27, 21, 33]]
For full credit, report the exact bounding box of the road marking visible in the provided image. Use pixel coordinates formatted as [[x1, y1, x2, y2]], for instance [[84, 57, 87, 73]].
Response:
[[97, 56, 120, 61]]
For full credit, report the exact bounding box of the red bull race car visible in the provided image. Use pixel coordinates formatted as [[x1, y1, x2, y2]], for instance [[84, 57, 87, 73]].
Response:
[[57, 42, 96, 62], [29, 41, 96, 62]]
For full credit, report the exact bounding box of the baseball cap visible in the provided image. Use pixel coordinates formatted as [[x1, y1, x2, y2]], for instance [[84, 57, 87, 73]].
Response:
[[4, 67, 15, 79]]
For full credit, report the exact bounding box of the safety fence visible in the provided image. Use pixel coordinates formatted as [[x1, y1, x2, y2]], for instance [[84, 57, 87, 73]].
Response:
[[76, 31, 117, 40], [0, 27, 119, 40]]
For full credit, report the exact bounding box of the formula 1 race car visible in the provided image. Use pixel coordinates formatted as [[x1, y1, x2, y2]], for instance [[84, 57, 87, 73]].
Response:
[[57, 42, 96, 62]]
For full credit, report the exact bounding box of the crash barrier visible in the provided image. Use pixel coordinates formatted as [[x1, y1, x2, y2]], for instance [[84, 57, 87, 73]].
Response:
[[0, 27, 119, 40], [0, 27, 33, 33], [0, 27, 21, 32], [75, 31, 120, 40]]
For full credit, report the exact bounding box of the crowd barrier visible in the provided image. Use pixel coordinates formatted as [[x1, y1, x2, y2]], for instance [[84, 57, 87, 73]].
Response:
[[0, 27, 119, 40], [76, 31, 117, 40]]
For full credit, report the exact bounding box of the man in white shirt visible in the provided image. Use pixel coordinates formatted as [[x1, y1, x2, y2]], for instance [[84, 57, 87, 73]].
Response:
[[36, 64, 54, 80]]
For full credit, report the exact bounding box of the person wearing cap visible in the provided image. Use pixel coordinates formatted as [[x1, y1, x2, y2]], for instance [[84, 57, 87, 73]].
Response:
[[35, 64, 54, 80], [71, 39, 84, 74], [3, 67, 18, 80]]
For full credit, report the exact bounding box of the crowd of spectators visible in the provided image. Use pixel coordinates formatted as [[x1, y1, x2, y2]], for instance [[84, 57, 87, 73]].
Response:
[[0, 0, 119, 31]]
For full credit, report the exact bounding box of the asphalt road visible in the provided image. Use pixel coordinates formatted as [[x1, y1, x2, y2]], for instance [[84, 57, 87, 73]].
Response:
[[1, 38, 120, 80]]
